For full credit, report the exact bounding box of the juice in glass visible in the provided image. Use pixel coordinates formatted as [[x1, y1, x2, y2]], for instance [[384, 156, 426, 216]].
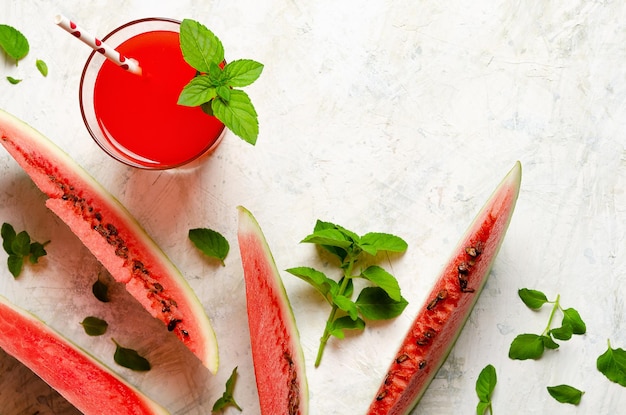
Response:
[[80, 18, 225, 169]]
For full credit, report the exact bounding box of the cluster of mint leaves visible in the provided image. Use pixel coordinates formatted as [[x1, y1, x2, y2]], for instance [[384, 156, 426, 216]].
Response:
[[477, 287, 626, 412], [177, 19, 263, 145], [287, 220, 408, 367], [0, 24, 48, 83], [1, 222, 49, 278]]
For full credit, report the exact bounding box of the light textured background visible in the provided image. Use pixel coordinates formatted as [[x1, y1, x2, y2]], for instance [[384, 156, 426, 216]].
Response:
[[1, 1, 625, 414]]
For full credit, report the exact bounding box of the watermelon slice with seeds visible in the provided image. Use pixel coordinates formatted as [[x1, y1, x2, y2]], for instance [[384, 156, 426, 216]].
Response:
[[0, 295, 169, 415], [367, 161, 522, 414], [237, 206, 309, 415], [0, 108, 218, 373]]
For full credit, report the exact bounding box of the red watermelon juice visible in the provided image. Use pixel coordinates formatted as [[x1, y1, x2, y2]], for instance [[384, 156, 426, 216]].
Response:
[[80, 18, 225, 169]]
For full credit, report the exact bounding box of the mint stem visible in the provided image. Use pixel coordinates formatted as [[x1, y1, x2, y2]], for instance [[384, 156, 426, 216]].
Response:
[[542, 294, 560, 336], [314, 256, 356, 367]]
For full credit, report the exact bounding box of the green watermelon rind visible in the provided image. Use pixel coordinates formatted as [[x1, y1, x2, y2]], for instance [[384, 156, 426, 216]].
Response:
[[0, 295, 170, 415], [0, 108, 218, 373], [237, 206, 309, 415], [367, 161, 522, 414]]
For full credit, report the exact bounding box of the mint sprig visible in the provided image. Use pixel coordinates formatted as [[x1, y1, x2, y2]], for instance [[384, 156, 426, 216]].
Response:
[[212, 366, 243, 412], [476, 364, 497, 414], [287, 220, 408, 367], [177, 19, 263, 145], [1, 222, 49, 278]]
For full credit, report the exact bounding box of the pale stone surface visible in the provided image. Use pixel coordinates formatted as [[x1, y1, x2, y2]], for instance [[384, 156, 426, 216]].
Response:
[[0, 0, 624, 414]]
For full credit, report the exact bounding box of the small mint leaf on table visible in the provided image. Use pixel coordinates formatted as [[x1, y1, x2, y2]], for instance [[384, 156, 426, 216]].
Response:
[[36, 59, 48, 76], [112, 339, 151, 371], [562, 307, 586, 335], [92, 275, 110, 302], [212, 366, 243, 412], [0, 24, 29, 64], [6, 76, 22, 84], [475, 364, 497, 414], [1, 223, 16, 254], [189, 228, 229, 266], [80, 316, 108, 336], [597, 339, 626, 387], [546, 384, 584, 405], [7, 255, 23, 278], [549, 324, 573, 341], [508, 333, 545, 360]]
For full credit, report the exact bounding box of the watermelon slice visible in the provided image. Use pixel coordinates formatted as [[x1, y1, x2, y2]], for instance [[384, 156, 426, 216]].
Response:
[[237, 206, 309, 415], [0, 295, 169, 415], [0, 109, 218, 373], [367, 161, 522, 414]]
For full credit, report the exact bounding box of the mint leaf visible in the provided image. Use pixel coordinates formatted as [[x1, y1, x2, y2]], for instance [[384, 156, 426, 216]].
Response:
[[112, 339, 151, 371], [7, 254, 23, 278], [328, 315, 365, 339], [359, 232, 408, 255], [509, 333, 545, 360], [189, 228, 229, 266], [223, 59, 264, 87], [542, 334, 560, 350], [301, 228, 353, 250], [216, 85, 231, 101], [92, 276, 110, 302], [6, 76, 21, 84], [179, 19, 223, 73], [80, 316, 108, 336], [546, 384, 584, 405], [562, 307, 586, 335], [211, 89, 259, 145], [355, 287, 407, 320], [36, 59, 48, 76], [2, 223, 49, 278], [359, 265, 402, 301], [1, 223, 16, 254], [285, 266, 338, 302], [597, 339, 626, 387], [178, 75, 217, 107], [331, 294, 358, 320], [476, 364, 497, 414], [212, 366, 243, 412], [0, 24, 29, 64], [518, 288, 548, 309], [549, 324, 573, 341], [12, 231, 31, 257]]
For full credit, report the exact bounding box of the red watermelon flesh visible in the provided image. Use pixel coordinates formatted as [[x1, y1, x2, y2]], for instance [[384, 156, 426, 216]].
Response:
[[0, 109, 218, 373], [237, 206, 309, 415], [367, 162, 522, 415], [0, 295, 169, 415]]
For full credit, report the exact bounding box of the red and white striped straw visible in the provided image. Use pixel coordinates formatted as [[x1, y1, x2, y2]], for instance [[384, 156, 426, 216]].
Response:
[[54, 14, 142, 75]]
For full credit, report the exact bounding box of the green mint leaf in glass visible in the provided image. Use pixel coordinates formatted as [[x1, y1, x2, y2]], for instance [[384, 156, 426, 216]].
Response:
[[355, 286, 408, 320], [80, 316, 108, 336], [178, 75, 217, 107], [561, 307, 586, 335], [328, 315, 365, 339], [211, 89, 259, 145], [359, 265, 402, 301], [6, 76, 22, 84], [597, 339, 626, 387], [518, 288, 548, 309], [1, 223, 16, 254], [212, 366, 243, 412], [0, 24, 29, 64], [179, 19, 224, 73], [508, 333, 545, 360], [36, 59, 48, 76], [189, 228, 230, 266], [112, 339, 151, 371], [223, 59, 264, 87], [546, 384, 584, 405], [285, 266, 338, 302], [475, 364, 497, 414]]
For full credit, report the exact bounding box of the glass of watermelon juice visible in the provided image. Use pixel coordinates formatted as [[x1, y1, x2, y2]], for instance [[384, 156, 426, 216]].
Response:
[[79, 18, 225, 169]]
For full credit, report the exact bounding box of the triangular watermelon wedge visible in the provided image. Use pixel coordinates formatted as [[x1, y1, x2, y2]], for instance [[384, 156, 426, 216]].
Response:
[[367, 161, 522, 414], [0, 295, 169, 415], [237, 206, 309, 415], [0, 109, 218, 373]]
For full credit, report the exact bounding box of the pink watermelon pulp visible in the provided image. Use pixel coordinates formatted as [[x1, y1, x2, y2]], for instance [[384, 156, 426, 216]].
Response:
[[0, 109, 218, 373], [367, 162, 522, 415], [237, 206, 309, 415], [0, 295, 169, 415]]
